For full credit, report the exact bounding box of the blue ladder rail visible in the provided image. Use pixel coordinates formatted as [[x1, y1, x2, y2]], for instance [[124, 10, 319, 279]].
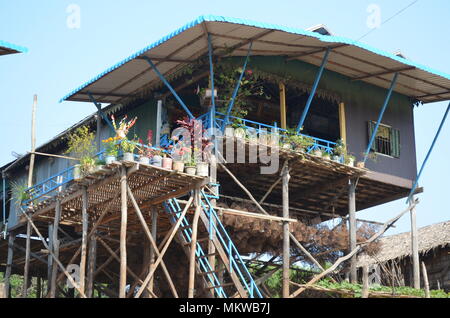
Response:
[[162, 185, 263, 298], [163, 198, 227, 298]]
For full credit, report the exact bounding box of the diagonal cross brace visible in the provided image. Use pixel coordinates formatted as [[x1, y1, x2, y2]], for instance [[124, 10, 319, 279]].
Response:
[[142, 56, 194, 120], [296, 48, 331, 133], [222, 41, 253, 131], [406, 101, 450, 203], [363, 72, 399, 164], [88, 92, 116, 133]]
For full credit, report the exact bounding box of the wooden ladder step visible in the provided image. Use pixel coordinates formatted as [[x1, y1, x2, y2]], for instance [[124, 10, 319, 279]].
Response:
[[183, 237, 209, 246], [197, 253, 218, 259], [206, 282, 235, 289], [198, 270, 219, 276]]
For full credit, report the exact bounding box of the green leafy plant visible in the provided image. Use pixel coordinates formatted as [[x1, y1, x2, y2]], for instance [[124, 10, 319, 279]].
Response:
[[284, 128, 314, 151], [333, 139, 347, 157], [65, 126, 97, 174], [10, 181, 30, 207], [120, 137, 138, 154], [344, 153, 356, 165]]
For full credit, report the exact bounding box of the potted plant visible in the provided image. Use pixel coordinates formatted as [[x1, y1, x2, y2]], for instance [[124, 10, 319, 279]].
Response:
[[171, 139, 188, 172], [332, 139, 346, 163], [102, 137, 119, 164], [121, 138, 137, 162], [150, 148, 163, 167], [322, 151, 331, 160], [184, 156, 197, 175], [344, 153, 356, 167], [162, 152, 173, 170], [65, 126, 97, 179], [313, 148, 323, 157], [196, 160, 209, 177]]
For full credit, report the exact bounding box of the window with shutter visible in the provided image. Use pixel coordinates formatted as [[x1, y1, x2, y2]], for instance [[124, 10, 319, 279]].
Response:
[[367, 121, 400, 158]]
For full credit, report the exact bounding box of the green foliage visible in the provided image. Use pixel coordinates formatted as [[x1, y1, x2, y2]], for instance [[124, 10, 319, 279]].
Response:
[[317, 278, 450, 298], [333, 139, 346, 157], [65, 126, 96, 159], [120, 138, 137, 153], [10, 181, 30, 207], [283, 128, 314, 151]]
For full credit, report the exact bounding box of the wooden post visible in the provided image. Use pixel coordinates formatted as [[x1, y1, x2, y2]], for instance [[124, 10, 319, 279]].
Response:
[[28, 94, 37, 187], [49, 199, 61, 298], [47, 224, 53, 295], [410, 197, 420, 289], [79, 187, 89, 295], [86, 231, 97, 298], [338, 102, 347, 144], [149, 207, 158, 294], [279, 82, 287, 129], [4, 231, 15, 298], [362, 266, 369, 298], [119, 166, 128, 298], [36, 277, 41, 298], [0, 283, 5, 298], [188, 190, 201, 298], [96, 112, 102, 152], [22, 216, 32, 298], [421, 262, 430, 298], [282, 161, 290, 298], [208, 155, 217, 278], [348, 179, 357, 283]]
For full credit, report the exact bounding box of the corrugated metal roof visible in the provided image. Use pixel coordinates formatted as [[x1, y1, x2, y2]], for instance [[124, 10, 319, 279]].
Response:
[[0, 40, 28, 56], [60, 15, 450, 104]]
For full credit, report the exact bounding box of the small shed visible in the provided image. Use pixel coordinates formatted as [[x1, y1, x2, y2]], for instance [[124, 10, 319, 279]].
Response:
[[357, 221, 450, 291]]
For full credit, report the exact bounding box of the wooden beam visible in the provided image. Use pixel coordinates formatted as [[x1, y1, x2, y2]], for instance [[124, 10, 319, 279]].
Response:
[[134, 196, 194, 298], [79, 187, 89, 296], [279, 82, 287, 129], [421, 262, 430, 298], [410, 196, 420, 289], [127, 185, 183, 298], [119, 167, 127, 298], [22, 216, 32, 298], [348, 179, 357, 283], [86, 231, 97, 298], [149, 207, 158, 294], [4, 232, 15, 298], [216, 207, 297, 223], [188, 191, 201, 298], [282, 162, 290, 298], [352, 67, 415, 81], [50, 200, 61, 298], [339, 102, 347, 144]]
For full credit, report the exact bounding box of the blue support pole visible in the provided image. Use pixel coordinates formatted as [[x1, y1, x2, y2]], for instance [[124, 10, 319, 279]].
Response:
[[142, 56, 194, 120], [296, 48, 331, 133], [208, 34, 216, 132], [363, 72, 399, 164], [87, 92, 116, 132], [407, 101, 450, 203], [222, 41, 253, 131]]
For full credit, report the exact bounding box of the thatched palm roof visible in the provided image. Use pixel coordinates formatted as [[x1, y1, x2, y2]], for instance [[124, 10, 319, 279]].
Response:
[[357, 221, 450, 267]]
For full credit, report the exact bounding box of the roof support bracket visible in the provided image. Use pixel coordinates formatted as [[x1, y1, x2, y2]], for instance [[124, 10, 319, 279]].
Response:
[[142, 56, 194, 120], [88, 92, 116, 133], [296, 48, 331, 133], [363, 72, 399, 164], [407, 101, 450, 203]]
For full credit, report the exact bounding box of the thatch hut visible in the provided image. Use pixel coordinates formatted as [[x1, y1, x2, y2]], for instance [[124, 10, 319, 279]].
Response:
[[357, 221, 450, 291]]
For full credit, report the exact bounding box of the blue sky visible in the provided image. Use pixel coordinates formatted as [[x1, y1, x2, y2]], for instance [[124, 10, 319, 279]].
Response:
[[1, 0, 449, 235]]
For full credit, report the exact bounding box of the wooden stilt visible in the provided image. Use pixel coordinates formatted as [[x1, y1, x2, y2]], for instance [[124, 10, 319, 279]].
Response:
[[282, 162, 290, 298], [36, 277, 41, 298], [279, 82, 287, 129], [22, 217, 32, 298], [348, 179, 357, 283], [119, 167, 127, 298], [421, 262, 430, 298], [50, 199, 61, 298], [208, 155, 217, 283], [47, 224, 53, 295], [149, 206, 158, 294], [410, 196, 420, 289], [188, 190, 201, 298], [86, 231, 97, 298], [362, 266, 369, 298], [79, 187, 89, 296], [4, 231, 15, 298]]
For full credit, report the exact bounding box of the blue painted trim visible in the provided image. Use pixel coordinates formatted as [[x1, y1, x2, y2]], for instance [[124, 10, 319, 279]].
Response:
[[208, 34, 216, 130], [407, 101, 450, 203], [296, 48, 330, 133], [0, 40, 28, 54], [223, 41, 253, 131], [142, 56, 194, 119], [363, 72, 399, 164], [59, 15, 450, 104], [88, 92, 116, 132]]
